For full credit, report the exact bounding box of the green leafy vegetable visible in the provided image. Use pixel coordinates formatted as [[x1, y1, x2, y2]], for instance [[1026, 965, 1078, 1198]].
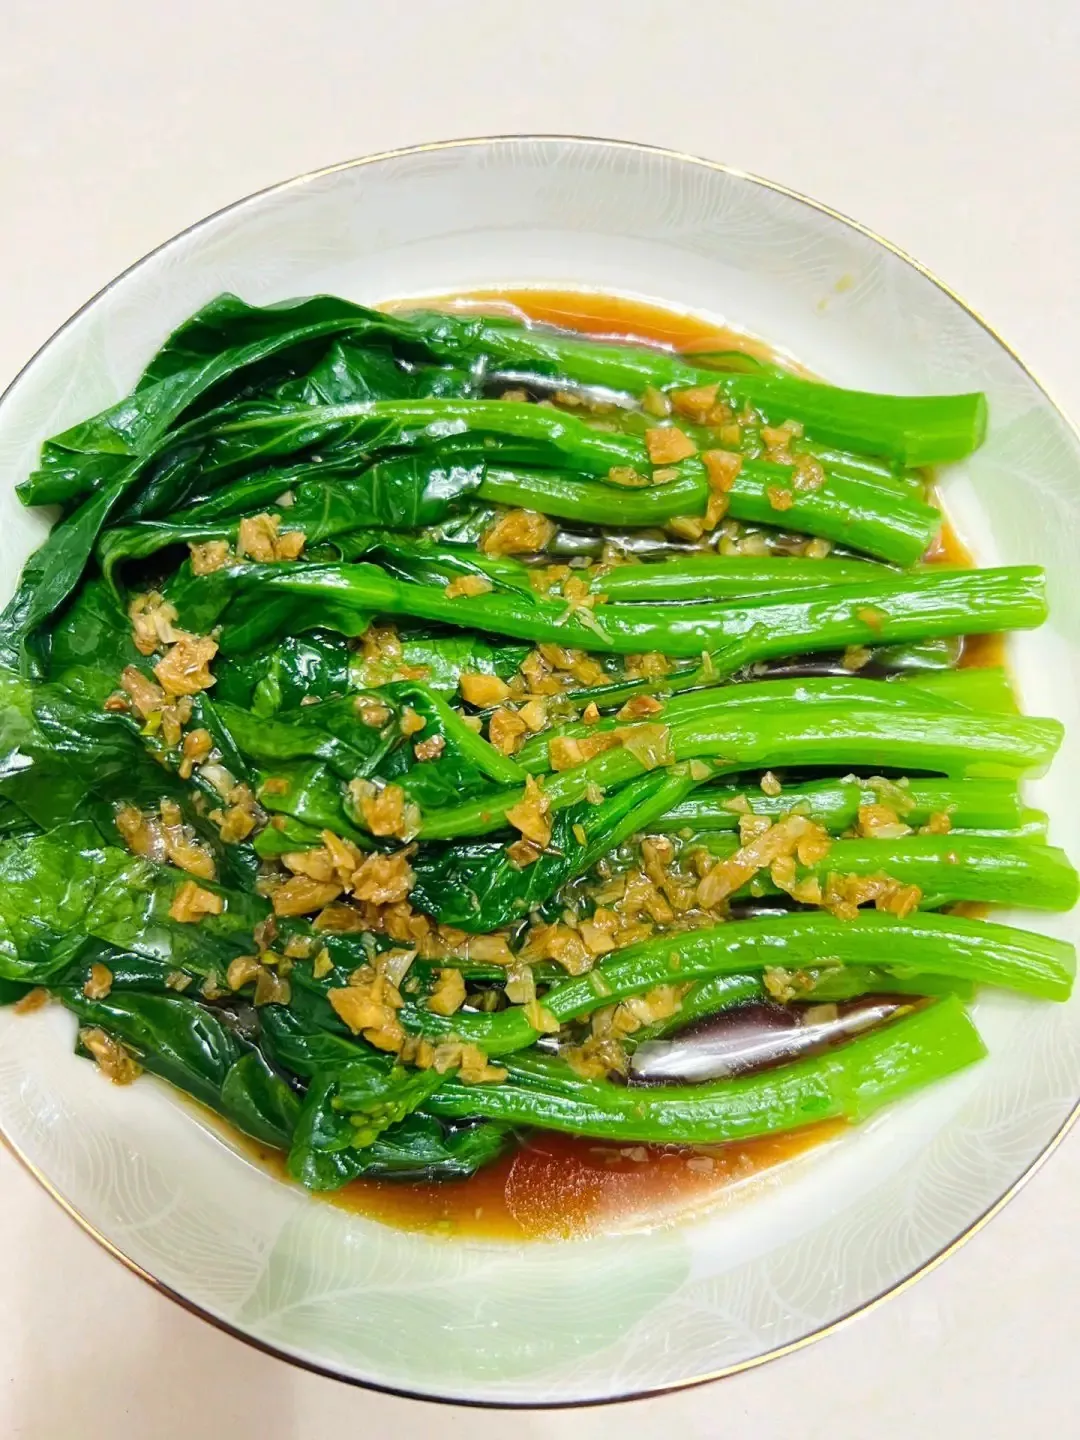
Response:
[[1, 287, 1073, 1204]]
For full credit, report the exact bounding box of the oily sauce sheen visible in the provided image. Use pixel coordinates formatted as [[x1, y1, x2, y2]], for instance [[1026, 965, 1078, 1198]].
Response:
[[247, 1121, 847, 1240], [250, 289, 999, 1239]]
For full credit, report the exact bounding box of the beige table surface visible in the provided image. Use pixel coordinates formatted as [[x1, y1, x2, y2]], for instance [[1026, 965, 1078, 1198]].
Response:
[[2, 2, 1078, 1434]]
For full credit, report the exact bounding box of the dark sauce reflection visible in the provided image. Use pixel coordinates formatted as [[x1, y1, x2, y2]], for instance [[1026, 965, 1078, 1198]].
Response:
[[630, 995, 913, 1084]]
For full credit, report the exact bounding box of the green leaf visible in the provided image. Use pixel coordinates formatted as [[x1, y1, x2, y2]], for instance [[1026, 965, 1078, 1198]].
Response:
[[257, 1003, 364, 1075], [213, 632, 353, 713], [2, 295, 444, 661], [38, 577, 141, 689], [333, 1060, 445, 1145], [375, 681, 523, 812], [0, 797, 39, 844], [98, 460, 487, 588], [354, 631, 529, 696], [57, 978, 299, 1149], [212, 695, 394, 782], [220, 1051, 301, 1150], [301, 1111, 509, 1190], [286, 1060, 441, 1183], [21, 295, 429, 510], [253, 759, 370, 845], [410, 765, 697, 930], [59, 986, 244, 1111], [0, 827, 266, 981], [286, 1063, 503, 1191]]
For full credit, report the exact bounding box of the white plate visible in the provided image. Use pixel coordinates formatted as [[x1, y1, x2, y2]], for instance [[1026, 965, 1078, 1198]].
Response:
[[1, 136, 1078, 1407]]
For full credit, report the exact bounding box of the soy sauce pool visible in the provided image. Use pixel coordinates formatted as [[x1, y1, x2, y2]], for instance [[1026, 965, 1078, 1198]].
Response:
[[249, 287, 1000, 1239], [407, 287, 782, 362], [247, 1119, 847, 1240]]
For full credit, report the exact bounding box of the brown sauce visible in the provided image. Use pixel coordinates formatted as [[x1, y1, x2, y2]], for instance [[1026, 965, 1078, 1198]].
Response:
[[247, 289, 994, 1239], [244, 1121, 846, 1240], [412, 286, 779, 362]]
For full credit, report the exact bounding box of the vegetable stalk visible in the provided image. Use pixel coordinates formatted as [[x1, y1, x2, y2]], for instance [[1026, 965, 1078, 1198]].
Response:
[[426, 996, 986, 1143], [407, 910, 1074, 1057]]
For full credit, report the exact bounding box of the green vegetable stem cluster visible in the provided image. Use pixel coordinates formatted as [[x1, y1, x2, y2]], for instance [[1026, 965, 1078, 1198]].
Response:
[[0, 292, 1072, 1198]]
